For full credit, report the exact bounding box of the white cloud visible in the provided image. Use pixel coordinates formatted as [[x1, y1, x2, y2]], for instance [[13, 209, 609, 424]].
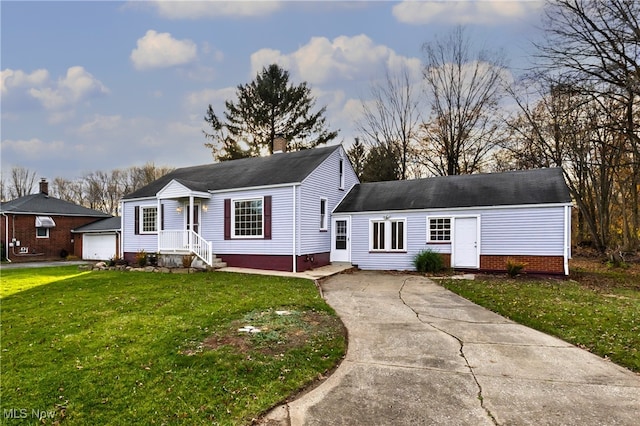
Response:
[[28, 66, 108, 110], [76, 114, 123, 135], [1, 68, 49, 94], [146, 0, 282, 19], [1, 138, 66, 159], [184, 87, 236, 111], [2, 66, 108, 122], [130, 30, 198, 70], [250, 34, 421, 86], [393, 0, 543, 25]]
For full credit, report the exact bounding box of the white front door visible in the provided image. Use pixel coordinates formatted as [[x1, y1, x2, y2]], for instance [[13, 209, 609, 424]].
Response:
[[184, 203, 201, 234], [331, 217, 350, 262], [453, 217, 479, 268]]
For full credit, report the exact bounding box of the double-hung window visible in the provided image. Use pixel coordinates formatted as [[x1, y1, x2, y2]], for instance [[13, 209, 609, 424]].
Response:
[[233, 198, 263, 238], [140, 206, 157, 234], [428, 217, 451, 242], [370, 218, 405, 252], [320, 198, 328, 230]]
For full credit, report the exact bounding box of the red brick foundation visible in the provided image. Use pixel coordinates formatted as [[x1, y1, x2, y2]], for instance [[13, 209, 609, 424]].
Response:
[[479, 255, 565, 275]]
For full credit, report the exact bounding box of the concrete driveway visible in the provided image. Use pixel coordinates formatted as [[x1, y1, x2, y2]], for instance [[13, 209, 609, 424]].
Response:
[[261, 271, 640, 425]]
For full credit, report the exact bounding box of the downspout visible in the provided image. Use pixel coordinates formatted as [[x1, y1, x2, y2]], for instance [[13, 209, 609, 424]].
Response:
[[119, 201, 124, 260], [2, 213, 11, 262], [563, 205, 570, 276], [292, 185, 297, 273], [157, 198, 162, 253]]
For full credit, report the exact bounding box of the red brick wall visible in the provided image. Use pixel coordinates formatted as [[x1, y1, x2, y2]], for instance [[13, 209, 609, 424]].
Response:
[[479, 255, 565, 275], [1, 214, 105, 262]]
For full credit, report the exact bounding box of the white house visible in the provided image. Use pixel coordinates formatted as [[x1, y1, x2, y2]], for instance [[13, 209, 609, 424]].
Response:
[[121, 146, 572, 275], [120, 144, 358, 272]]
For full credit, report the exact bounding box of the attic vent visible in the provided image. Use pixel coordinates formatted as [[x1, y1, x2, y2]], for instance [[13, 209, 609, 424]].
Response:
[[35, 216, 56, 228]]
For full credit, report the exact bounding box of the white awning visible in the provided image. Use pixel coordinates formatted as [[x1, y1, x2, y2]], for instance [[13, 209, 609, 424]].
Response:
[[35, 216, 56, 228]]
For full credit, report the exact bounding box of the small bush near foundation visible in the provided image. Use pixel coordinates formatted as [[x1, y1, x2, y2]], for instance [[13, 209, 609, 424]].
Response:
[[413, 249, 444, 273], [135, 249, 148, 267], [182, 254, 195, 268], [506, 257, 526, 277]]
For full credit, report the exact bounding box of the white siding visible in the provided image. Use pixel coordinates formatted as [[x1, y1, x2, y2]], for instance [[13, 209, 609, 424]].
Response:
[[163, 200, 184, 231], [298, 146, 359, 255], [346, 205, 568, 271], [210, 186, 294, 255], [122, 200, 159, 253]]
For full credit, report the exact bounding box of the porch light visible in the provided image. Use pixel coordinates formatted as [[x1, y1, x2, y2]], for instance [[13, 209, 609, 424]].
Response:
[[202, 205, 208, 212], [176, 207, 182, 213]]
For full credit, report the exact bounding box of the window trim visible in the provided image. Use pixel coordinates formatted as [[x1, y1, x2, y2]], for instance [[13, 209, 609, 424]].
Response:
[[231, 196, 264, 239], [319, 197, 328, 231], [36, 227, 50, 238], [369, 217, 406, 252], [139, 205, 158, 234], [427, 216, 451, 243]]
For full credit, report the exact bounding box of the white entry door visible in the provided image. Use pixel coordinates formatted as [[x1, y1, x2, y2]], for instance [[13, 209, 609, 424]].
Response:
[[184, 203, 201, 234], [330, 217, 350, 262], [453, 217, 479, 268]]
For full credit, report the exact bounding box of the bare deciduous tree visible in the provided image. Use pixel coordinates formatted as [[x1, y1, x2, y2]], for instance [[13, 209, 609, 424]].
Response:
[[532, 0, 640, 251], [419, 26, 508, 176], [7, 166, 38, 198], [358, 66, 423, 180]]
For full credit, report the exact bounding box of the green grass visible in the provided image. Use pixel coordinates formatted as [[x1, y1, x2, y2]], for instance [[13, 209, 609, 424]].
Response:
[[0, 267, 346, 425], [440, 264, 640, 373], [1, 266, 91, 298]]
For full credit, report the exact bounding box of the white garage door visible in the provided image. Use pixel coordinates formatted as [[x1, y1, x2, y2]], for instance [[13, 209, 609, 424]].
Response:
[[83, 234, 116, 260]]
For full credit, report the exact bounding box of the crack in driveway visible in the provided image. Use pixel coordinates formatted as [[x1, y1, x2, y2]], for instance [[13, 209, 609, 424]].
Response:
[[399, 278, 499, 426]]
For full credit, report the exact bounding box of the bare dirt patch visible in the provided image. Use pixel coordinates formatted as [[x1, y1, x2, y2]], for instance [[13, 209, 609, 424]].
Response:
[[185, 309, 345, 357]]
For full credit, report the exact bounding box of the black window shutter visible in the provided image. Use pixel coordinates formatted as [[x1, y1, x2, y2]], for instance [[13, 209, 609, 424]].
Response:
[[160, 204, 164, 231], [224, 199, 231, 240], [264, 196, 272, 240], [134, 206, 140, 235]]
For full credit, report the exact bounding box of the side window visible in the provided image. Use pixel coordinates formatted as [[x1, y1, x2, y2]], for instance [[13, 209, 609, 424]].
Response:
[[428, 217, 451, 242], [339, 158, 344, 190], [371, 219, 405, 251], [140, 206, 158, 234], [320, 198, 328, 230]]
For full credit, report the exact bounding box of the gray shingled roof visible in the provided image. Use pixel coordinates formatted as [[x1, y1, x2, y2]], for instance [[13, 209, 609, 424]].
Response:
[[72, 216, 121, 233], [334, 168, 571, 213], [123, 145, 341, 199], [1, 193, 112, 217]]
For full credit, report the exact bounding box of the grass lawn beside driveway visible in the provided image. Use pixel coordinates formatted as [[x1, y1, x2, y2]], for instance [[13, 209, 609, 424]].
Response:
[[0, 266, 346, 425], [440, 257, 640, 373]]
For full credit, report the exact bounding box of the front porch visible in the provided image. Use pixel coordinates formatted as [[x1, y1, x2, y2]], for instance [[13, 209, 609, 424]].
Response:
[[155, 179, 216, 267]]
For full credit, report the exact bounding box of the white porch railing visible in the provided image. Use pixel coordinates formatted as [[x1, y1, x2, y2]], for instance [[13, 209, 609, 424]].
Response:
[[158, 230, 213, 266]]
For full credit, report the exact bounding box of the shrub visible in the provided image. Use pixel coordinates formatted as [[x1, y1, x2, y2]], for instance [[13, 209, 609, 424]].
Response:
[[413, 249, 444, 273], [182, 254, 195, 268], [506, 257, 526, 277], [135, 250, 148, 267]]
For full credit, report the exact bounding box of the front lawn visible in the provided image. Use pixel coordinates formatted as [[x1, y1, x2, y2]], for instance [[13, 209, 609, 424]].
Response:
[[440, 258, 640, 373], [0, 267, 346, 425]]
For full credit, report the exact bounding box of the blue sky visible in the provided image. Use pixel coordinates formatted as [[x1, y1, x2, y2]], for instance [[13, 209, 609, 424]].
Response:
[[1, 0, 544, 181]]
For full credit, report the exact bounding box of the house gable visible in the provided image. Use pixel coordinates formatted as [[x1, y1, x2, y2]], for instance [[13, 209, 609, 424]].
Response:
[[157, 179, 211, 200]]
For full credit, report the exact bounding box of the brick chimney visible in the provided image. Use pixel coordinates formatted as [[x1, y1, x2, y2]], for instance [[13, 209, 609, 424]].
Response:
[[273, 135, 287, 154], [39, 178, 49, 195]]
